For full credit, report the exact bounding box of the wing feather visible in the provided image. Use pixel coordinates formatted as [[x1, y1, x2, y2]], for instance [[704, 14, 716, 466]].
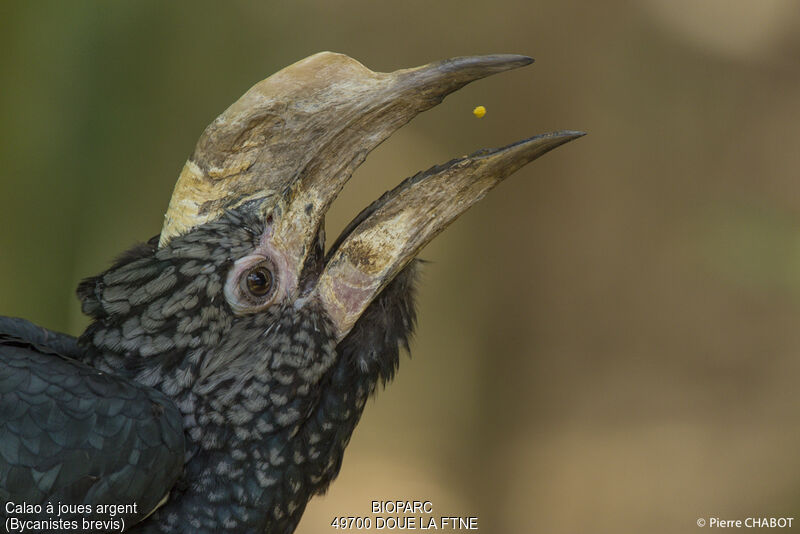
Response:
[[0, 317, 184, 527]]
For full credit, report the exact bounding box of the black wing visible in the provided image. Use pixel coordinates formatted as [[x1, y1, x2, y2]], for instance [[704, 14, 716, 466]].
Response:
[[0, 317, 184, 527]]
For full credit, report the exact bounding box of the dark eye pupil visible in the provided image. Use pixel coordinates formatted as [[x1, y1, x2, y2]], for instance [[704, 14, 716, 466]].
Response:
[[246, 268, 272, 296]]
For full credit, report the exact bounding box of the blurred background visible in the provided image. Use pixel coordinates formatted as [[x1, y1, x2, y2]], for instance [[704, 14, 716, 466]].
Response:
[[2, 1, 800, 532]]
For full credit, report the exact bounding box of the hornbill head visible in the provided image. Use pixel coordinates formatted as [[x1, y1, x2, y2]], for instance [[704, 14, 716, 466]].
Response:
[[78, 52, 582, 531], [160, 51, 581, 339]]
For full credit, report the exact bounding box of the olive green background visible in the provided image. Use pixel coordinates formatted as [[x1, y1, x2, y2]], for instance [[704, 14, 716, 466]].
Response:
[[2, 1, 800, 532]]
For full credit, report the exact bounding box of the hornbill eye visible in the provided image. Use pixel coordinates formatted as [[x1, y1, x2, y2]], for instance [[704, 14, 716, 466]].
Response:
[[224, 256, 280, 314], [244, 265, 273, 297]]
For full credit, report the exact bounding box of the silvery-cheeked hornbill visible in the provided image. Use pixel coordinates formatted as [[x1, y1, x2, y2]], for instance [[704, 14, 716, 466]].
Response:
[[0, 52, 582, 532]]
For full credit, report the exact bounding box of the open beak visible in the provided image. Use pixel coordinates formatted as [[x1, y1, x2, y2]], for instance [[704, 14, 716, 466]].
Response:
[[159, 52, 583, 339]]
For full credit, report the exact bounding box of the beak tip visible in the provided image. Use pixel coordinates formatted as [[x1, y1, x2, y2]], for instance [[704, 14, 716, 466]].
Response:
[[535, 129, 587, 148], [565, 130, 587, 138], [409, 54, 536, 91], [519, 55, 535, 66], [527, 129, 586, 160], [501, 129, 586, 156], [492, 54, 534, 67], [552, 130, 587, 147], [449, 53, 535, 73]]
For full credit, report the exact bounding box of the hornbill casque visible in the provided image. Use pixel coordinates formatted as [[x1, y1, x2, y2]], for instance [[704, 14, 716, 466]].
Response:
[[0, 52, 582, 532]]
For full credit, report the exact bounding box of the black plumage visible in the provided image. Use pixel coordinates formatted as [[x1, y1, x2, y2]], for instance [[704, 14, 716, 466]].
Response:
[[0, 316, 183, 528], [0, 52, 581, 533], [74, 210, 417, 531]]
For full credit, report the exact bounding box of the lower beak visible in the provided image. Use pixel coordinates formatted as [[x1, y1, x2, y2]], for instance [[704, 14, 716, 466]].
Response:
[[313, 130, 584, 340]]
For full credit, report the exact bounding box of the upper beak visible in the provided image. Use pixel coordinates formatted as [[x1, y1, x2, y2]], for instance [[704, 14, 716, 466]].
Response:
[[159, 52, 534, 249], [158, 52, 583, 338]]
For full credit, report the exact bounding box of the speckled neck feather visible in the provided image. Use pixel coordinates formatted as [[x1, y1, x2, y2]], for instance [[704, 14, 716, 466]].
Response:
[[77, 208, 418, 533]]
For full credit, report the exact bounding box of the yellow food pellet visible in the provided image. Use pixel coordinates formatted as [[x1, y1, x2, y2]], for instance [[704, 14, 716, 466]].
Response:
[[472, 106, 486, 118]]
